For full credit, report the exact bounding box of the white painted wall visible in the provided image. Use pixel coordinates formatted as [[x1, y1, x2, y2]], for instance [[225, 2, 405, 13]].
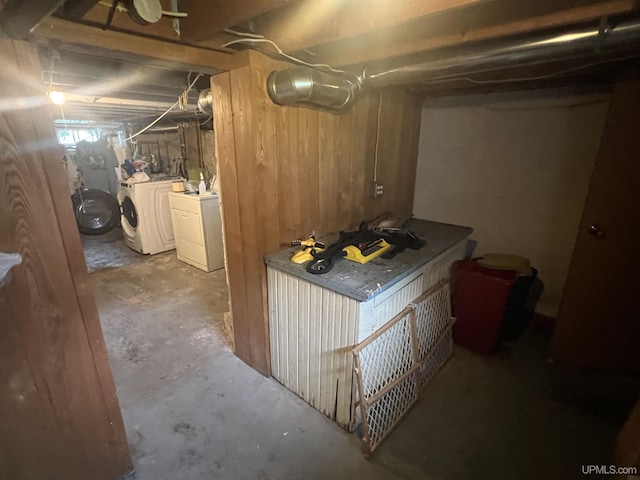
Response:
[[413, 90, 610, 317]]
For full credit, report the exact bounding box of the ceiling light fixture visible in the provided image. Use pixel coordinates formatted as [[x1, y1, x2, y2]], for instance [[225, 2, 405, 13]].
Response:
[[49, 91, 65, 105]]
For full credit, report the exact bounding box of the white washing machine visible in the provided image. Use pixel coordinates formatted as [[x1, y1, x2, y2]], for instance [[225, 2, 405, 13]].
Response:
[[117, 179, 177, 255]]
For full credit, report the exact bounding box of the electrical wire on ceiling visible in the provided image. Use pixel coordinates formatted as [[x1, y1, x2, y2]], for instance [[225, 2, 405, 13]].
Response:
[[195, 114, 213, 126], [126, 99, 180, 141], [223, 28, 264, 39], [126, 73, 202, 141], [186, 71, 199, 86], [220, 37, 346, 74], [419, 54, 640, 86], [166, 114, 212, 128]]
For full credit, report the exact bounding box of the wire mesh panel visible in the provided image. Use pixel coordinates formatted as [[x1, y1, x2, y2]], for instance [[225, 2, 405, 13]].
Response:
[[412, 280, 455, 388], [358, 310, 414, 401], [419, 328, 453, 388], [353, 307, 419, 456], [363, 374, 417, 449], [414, 284, 451, 358], [353, 279, 455, 456]]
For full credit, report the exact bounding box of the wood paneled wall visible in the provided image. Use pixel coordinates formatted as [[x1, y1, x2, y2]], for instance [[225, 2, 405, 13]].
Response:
[[211, 51, 422, 375], [0, 41, 132, 479]]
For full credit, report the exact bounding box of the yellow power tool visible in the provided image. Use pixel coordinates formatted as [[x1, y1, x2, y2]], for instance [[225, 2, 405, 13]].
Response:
[[290, 236, 326, 264]]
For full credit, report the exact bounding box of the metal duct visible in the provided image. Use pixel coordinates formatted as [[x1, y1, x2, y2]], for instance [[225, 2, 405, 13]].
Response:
[[363, 17, 640, 88], [266, 67, 362, 109], [197, 88, 213, 115], [266, 17, 640, 109]]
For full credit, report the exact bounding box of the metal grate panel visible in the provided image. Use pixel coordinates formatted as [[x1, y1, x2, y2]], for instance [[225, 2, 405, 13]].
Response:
[[353, 278, 454, 456]]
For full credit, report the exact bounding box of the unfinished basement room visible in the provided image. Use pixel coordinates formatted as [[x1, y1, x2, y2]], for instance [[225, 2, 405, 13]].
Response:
[[1, 1, 639, 480]]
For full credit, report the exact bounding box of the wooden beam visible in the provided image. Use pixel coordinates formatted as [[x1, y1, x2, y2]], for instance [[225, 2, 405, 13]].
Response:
[[0, 39, 132, 480], [39, 49, 196, 90], [179, 0, 295, 42], [31, 17, 248, 74], [62, 0, 100, 17], [252, 0, 493, 54], [314, 0, 638, 67], [81, 2, 179, 41], [51, 84, 190, 105], [0, 0, 65, 38]]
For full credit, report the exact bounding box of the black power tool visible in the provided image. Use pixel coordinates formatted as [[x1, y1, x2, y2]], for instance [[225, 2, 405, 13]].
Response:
[[306, 222, 380, 274]]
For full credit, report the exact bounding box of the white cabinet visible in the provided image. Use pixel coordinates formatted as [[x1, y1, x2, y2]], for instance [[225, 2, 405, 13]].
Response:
[[168, 192, 224, 272]]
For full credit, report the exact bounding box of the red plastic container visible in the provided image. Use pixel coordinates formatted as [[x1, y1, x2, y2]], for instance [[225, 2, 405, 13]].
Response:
[[452, 260, 519, 354]]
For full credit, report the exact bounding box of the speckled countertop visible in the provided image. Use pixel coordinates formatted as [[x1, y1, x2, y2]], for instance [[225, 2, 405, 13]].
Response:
[[264, 219, 473, 302]]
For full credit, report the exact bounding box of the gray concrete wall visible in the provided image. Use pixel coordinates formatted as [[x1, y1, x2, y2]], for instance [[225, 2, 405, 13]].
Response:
[[413, 89, 610, 317]]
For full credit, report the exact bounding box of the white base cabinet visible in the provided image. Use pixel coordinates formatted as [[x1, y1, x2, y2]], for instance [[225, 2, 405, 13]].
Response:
[[267, 238, 467, 430], [168, 192, 224, 272]]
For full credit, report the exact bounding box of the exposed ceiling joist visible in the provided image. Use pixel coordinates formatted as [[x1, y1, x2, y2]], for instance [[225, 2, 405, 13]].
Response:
[[16, 0, 640, 123], [32, 17, 248, 74], [39, 49, 197, 90], [180, 0, 294, 42], [0, 0, 65, 38], [315, 0, 639, 67], [50, 93, 203, 121], [61, 0, 100, 17], [79, 2, 180, 41], [61, 91, 180, 109], [44, 75, 196, 102], [249, 0, 492, 55], [52, 102, 177, 122]]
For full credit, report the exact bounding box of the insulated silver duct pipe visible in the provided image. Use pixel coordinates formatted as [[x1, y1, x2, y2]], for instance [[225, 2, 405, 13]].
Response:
[[197, 88, 213, 115], [266, 17, 640, 109], [267, 67, 362, 109], [363, 17, 640, 88]]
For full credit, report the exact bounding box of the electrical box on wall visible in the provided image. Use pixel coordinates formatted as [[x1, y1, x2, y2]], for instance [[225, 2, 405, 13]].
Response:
[[370, 182, 384, 197]]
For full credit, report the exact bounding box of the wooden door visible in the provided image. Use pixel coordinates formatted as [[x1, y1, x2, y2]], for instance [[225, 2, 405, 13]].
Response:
[[552, 80, 640, 372], [0, 41, 132, 479]]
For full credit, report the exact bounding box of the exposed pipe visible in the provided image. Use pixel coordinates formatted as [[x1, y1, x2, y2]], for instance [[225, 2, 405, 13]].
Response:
[[141, 125, 180, 133], [266, 17, 640, 109], [363, 17, 640, 88], [267, 67, 362, 110], [197, 88, 213, 115]]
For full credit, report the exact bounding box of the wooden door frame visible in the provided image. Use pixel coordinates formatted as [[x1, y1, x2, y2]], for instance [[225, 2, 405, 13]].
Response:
[[0, 40, 132, 479]]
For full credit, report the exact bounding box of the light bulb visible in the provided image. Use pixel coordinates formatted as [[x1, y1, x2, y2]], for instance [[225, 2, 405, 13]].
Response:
[[49, 91, 65, 105]]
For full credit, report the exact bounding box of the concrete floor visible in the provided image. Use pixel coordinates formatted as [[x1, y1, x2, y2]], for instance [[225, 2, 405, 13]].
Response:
[[82, 228, 637, 480]]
